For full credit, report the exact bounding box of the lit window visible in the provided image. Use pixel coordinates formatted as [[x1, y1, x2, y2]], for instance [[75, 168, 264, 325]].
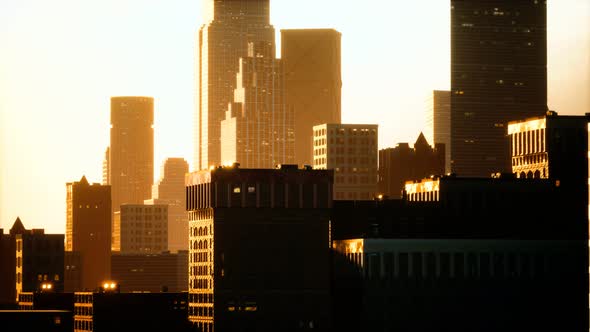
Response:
[[233, 187, 241, 193]]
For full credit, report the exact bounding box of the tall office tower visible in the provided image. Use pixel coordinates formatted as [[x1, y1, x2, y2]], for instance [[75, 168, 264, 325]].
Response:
[[102, 147, 110, 185], [65, 176, 111, 292], [221, 41, 294, 168], [195, 0, 275, 171], [378, 133, 445, 199], [425, 90, 451, 173], [186, 165, 333, 331], [145, 158, 189, 252], [313, 123, 378, 200], [112, 204, 168, 254], [282, 29, 342, 167], [450, 1, 547, 177], [109, 96, 154, 217]]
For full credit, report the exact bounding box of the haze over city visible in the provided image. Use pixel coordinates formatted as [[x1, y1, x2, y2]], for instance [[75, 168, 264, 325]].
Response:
[[1, 0, 589, 233]]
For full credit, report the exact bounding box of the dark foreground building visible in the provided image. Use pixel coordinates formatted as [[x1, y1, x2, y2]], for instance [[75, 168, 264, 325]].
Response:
[[186, 164, 333, 331], [0, 310, 72, 332], [73, 291, 190, 332], [332, 175, 588, 332], [0, 218, 64, 306]]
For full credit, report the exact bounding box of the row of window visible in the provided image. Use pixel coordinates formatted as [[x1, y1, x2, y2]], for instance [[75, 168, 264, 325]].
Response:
[[354, 251, 550, 280]]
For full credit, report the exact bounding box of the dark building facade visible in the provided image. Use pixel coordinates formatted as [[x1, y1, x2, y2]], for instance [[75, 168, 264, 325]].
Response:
[[186, 165, 333, 332], [450, 0, 547, 177], [73, 292, 190, 332], [0, 228, 15, 306], [109, 96, 154, 223], [0, 310, 72, 332], [0, 218, 64, 305], [378, 133, 444, 199], [332, 175, 588, 332], [111, 250, 188, 293], [195, 0, 275, 170], [65, 176, 111, 292], [221, 41, 294, 168], [282, 29, 342, 167]]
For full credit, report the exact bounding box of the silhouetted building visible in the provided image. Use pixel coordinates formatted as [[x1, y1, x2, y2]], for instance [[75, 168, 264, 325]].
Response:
[[145, 158, 189, 252], [111, 251, 188, 293], [0, 228, 15, 306], [378, 133, 444, 199], [65, 176, 111, 292], [221, 41, 294, 168], [425, 90, 451, 173], [18, 292, 74, 312], [0, 218, 64, 305], [282, 29, 342, 167], [186, 165, 333, 331], [331, 175, 587, 332], [195, 0, 275, 170], [450, 0, 547, 177], [313, 123, 378, 200], [508, 110, 590, 237], [109, 96, 154, 218], [112, 204, 168, 254], [73, 292, 190, 332], [0, 310, 72, 332]]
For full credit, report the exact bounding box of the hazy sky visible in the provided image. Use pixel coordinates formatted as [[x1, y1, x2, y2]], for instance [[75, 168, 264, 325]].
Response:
[[1, 0, 589, 233]]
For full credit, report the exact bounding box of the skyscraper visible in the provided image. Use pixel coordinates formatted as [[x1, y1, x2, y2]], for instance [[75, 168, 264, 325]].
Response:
[[221, 41, 294, 168], [425, 90, 451, 174], [195, 0, 275, 171], [109, 96, 154, 217], [281, 29, 342, 167], [65, 176, 111, 292], [450, 1, 547, 177], [145, 158, 189, 252]]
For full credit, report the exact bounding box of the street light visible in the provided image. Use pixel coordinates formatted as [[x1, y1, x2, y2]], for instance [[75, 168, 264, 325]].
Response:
[[101, 281, 119, 293], [40, 282, 53, 292]]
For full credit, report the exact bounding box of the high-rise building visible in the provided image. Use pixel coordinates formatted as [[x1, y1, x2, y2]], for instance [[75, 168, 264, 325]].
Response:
[[145, 158, 189, 252], [425, 90, 451, 173], [313, 123, 378, 200], [221, 41, 294, 168], [65, 176, 111, 292], [378, 133, 445, 199], [282, 29, 342, 167], [195, 0, 275, 171], [186, 165, 333, 331], [450, 0, 547, 177], [109, 96, 154, 218], [112, 204, 168, 254]]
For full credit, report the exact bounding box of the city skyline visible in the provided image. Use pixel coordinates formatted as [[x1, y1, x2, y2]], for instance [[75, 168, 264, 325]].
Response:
[[1, 0, 589, 233]]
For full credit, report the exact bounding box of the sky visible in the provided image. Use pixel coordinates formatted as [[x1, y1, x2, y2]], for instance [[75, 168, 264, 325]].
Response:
[[1, 0, 589, 233]]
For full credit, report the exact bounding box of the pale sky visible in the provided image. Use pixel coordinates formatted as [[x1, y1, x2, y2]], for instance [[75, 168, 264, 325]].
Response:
[[1, 0, 589, 233]]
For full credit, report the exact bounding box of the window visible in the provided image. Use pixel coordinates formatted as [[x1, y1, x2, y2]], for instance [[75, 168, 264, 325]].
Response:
[[233, 186, 241, 193]]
